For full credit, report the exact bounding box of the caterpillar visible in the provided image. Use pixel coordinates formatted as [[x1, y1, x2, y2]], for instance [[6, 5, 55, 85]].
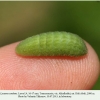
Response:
[[16, 31, 87, 56]]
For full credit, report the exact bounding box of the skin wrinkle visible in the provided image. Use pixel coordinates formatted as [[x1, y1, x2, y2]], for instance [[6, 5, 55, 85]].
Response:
[[79, 59, 87, 89], [0, 66, 22, 89], [65, 60, 72, 89], [86, 52, 99, 88], [52, 60, 65, 89], [26, 60, 45, 88], [0, 41, 99, 89], [83, 59, 91, 88], [22, 64, 43, 89], [37, 59, 56, 89], [76, 59, 85, 89], [60, 60, 71, 89], [86, 48, 98, 88]]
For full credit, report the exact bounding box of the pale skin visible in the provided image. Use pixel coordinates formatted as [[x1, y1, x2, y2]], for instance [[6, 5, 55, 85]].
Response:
[[0, 41, 99, 90]]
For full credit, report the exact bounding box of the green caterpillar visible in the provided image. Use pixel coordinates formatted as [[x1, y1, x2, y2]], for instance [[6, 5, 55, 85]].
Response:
[[16, 31, 87, 56]]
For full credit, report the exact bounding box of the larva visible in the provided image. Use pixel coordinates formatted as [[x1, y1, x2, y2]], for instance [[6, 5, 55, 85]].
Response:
[[16, 31, 87, 56]]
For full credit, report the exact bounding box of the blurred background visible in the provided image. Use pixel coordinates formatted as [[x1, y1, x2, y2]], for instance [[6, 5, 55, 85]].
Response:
[[0, 1, 100, 89]]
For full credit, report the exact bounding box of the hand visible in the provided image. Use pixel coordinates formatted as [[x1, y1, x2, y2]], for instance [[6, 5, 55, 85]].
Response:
[[0, 42, 99, 90]]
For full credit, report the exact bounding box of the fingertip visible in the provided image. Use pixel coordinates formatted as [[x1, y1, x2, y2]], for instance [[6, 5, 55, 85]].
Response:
[[0, 41, 99, 89]]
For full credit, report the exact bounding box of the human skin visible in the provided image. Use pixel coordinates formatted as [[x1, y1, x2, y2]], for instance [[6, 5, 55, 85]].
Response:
[[0, 41, 99, 90]]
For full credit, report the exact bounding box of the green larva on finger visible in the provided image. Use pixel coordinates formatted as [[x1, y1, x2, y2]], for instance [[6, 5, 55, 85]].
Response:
[[16, 31, 87, 56]]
